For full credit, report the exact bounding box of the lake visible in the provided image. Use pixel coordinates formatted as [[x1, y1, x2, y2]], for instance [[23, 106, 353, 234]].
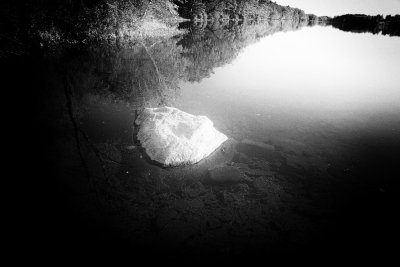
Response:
[[22, 21, 400, 260]]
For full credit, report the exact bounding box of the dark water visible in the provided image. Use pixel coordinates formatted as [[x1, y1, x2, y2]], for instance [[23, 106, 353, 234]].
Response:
[[14, 22, 400, 262]]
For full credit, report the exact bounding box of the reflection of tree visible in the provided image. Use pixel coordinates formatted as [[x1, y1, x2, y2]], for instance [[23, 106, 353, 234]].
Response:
[[64, 37, 188, 109], [178, 18, 312, 82], [57, 9, 329, 107], [141, 42, 168, 101]]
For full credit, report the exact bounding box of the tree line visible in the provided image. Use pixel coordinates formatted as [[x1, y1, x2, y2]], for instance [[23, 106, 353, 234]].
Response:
[[174, 0, 317, 23]]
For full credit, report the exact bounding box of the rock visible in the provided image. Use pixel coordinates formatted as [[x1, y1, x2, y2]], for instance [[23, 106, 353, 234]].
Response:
[[197, 138, 238, 167], [206, 166, 249, 184], [135, 107, 228, 166]]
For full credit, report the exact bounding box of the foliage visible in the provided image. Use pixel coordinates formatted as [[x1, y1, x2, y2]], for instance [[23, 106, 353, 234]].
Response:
[[0, 0, 183, 54], [176, 0, 311, 22], [81, 0, 183, 42]]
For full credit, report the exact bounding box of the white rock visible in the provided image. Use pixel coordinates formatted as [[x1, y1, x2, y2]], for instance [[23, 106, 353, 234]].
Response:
[[135, 107, 228, 166]]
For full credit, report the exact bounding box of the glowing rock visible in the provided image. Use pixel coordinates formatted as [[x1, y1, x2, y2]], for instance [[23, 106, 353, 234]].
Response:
[[135, 107, 228, 166]]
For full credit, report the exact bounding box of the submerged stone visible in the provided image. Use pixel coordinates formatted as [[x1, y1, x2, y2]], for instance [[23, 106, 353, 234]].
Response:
[[135, 107, 228, 166]]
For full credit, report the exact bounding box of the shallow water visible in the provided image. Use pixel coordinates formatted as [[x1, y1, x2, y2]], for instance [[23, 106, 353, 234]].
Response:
[[80, 24, 400, 188], [25, 22, 400, 260]]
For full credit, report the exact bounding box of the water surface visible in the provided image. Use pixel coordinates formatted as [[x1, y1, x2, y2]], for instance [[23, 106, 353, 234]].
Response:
[[33, 22, 400, 258]]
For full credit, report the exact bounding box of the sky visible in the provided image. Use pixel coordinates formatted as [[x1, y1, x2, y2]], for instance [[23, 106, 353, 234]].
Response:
[[275, 0, 400, 17]]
